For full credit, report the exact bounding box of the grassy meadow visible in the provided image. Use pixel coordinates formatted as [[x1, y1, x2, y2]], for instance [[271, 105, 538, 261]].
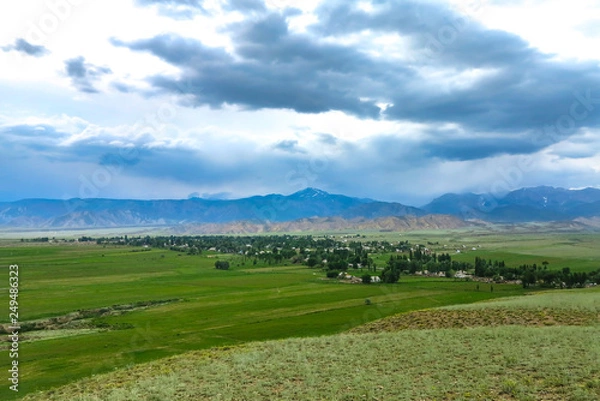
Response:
[[0, 230, 598, 400]]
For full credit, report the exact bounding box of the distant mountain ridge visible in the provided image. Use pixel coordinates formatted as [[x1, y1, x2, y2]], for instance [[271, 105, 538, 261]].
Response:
[[1, 186, 600, 230], [422, 186, 600, 222], [0, 187, 424, 229]]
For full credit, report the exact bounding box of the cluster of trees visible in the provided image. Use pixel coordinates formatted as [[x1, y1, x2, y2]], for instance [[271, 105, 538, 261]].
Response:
[[474, 257, 600, 288], [377, 254, 600, 288], [306, 243, 374, 271], [20, 237, 51, 242], [214, 261, 230, 270], [379, 249, 472, 283], [95, 234, 400, 269], [307, 240, 414, 273], [96, 234, 320, 262]]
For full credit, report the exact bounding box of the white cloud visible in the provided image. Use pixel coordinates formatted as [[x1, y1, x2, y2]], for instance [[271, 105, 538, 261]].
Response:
[[448, 0, 600, 61]]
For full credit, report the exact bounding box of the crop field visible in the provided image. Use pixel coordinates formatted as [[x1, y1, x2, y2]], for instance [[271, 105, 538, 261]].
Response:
[[1, 231, 599, 400]]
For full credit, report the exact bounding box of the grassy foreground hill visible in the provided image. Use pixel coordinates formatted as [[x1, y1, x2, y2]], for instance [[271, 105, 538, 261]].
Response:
[[23, 288, 600, 401]]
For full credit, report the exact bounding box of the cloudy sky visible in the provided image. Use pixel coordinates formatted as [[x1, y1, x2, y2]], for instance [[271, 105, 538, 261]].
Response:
[[2, 0, 600, 206]]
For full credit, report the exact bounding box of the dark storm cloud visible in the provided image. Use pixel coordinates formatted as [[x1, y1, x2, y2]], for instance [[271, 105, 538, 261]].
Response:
[[113, 0, 600, 163], [313, 0, 448, 37], [110, 11, 404, 118], [64, 56, 112, 94], [314, 0, 600, 134], [383, 59, 600, 136], [363, 124, 550, 162], [313, 0, 530, 68], [332, 128, 545, 165], [423, 135, 541, 161], [1, 38, 49, 57]]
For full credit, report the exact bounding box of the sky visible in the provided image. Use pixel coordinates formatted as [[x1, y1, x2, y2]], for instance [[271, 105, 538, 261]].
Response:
[[1, 0, 600, 206]]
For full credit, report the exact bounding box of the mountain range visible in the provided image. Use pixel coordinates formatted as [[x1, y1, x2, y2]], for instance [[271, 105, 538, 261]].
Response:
[[422, 186, 600, 222], [1, 186, 600, 231]]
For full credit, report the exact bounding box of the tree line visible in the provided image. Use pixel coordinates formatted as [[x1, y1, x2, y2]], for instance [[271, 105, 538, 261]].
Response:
[[474, 257, 600, 288]]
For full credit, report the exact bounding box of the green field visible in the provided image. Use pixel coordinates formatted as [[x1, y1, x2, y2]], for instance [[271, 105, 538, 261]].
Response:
[[21, 288, 600, 401], [1, 231, 599, 400], [0, 242, 529, 400], [397, 231, 600, 272]]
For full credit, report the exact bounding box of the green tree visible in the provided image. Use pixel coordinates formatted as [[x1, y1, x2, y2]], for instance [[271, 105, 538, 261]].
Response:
[[522, 270, 536, 288], [306, 256, 318, 268]]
